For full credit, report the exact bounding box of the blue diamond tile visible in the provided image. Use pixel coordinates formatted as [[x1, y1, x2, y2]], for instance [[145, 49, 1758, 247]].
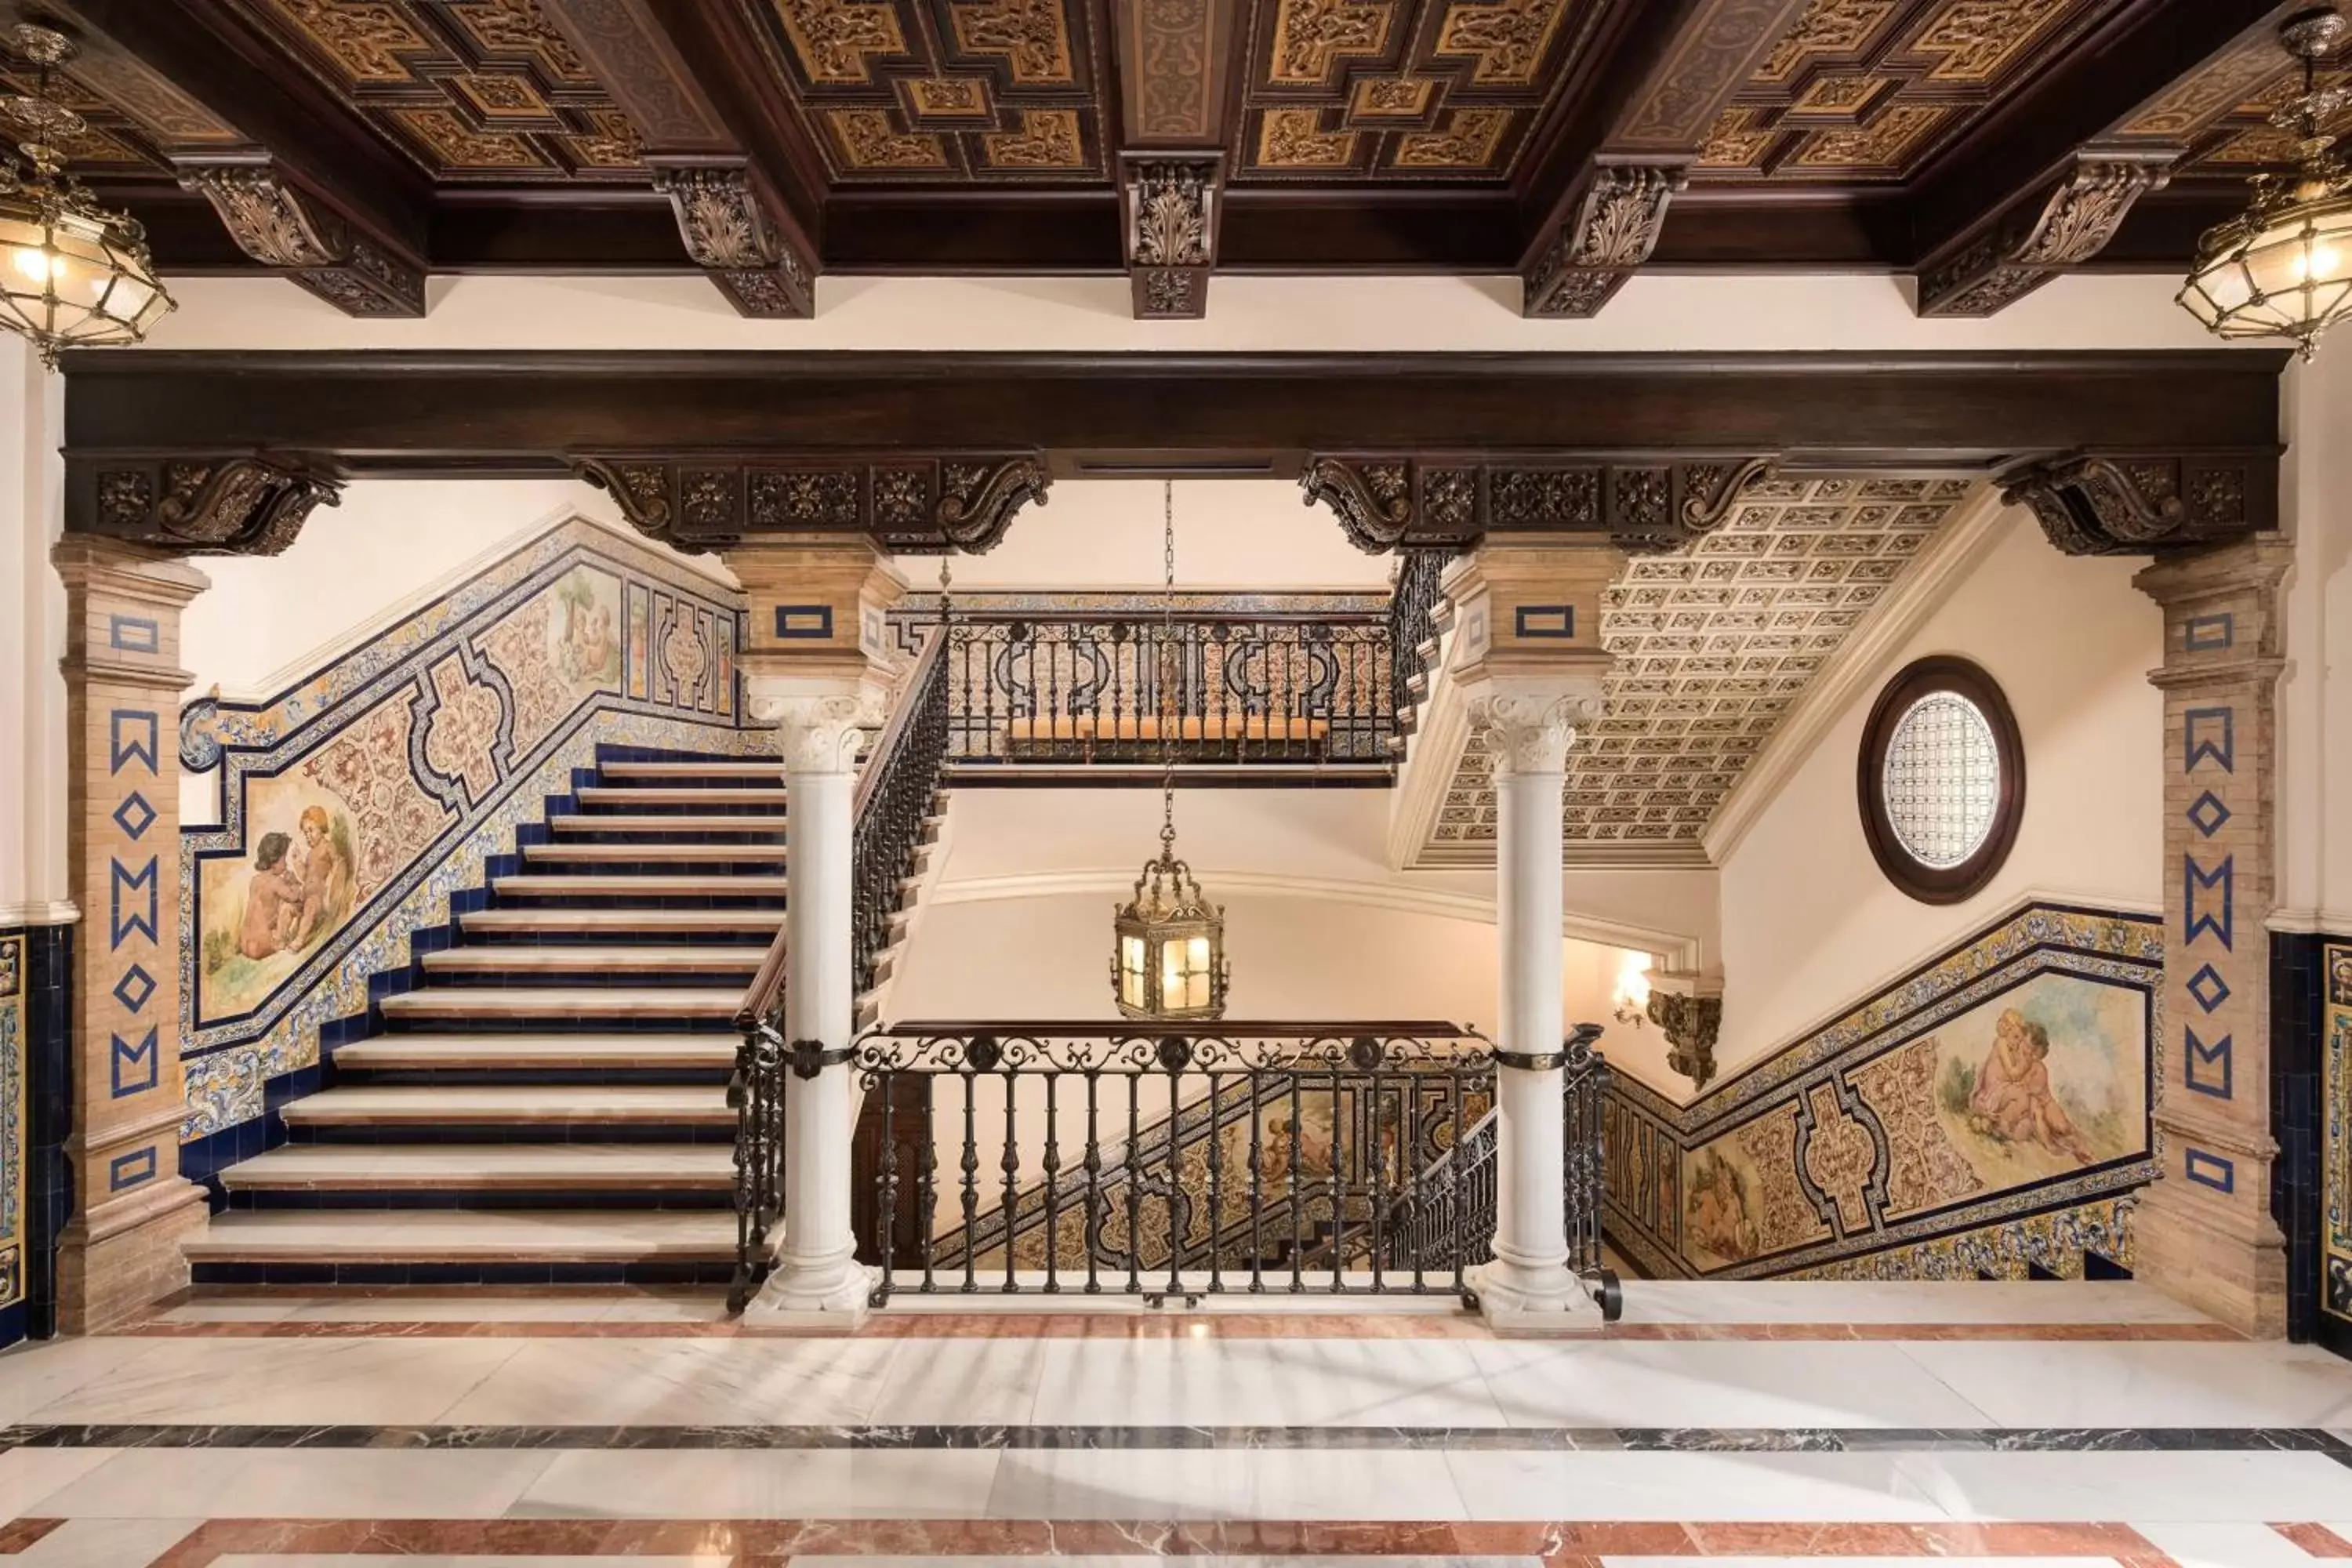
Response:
[[111, 963, 155, 1014], [2187, 963, 2232, 1014], [111, 791, 156, 841], [2187, 791, 2233, 839]]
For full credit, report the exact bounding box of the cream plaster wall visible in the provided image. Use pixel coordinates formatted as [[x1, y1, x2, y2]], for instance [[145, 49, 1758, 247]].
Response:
[[1715, 506, 2165, 1077], [0, 336, 70, 920], [2278, 348, 2352, 933]]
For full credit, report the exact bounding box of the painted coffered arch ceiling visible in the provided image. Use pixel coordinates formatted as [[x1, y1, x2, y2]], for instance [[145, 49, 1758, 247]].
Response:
[[3, 0, 2338, 317]]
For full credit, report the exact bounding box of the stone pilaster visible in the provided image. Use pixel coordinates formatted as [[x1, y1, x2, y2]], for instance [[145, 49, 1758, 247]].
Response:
[[2132, 538, 2294, 1338], [49, 539, 210, 1332]]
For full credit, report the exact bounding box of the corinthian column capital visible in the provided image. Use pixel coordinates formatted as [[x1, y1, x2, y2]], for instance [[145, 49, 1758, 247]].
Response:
[[746, 675, 887, 775], [1466, 677, 1606, 776]]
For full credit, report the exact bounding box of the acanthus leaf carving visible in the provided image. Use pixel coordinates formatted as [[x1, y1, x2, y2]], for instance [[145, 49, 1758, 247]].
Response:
[[1303, 454, 1775, 552], [1917, 154, 2172, 318], [1524, 162, 1687, 319], [76, 454, 343, 557], [180, 165, 426, 318], [1122, 153, 1220, 320], [572, 453, 1051, 551], [1646, 990, 1723, 1091], [654, 164, 815, 319], [1996, 449, 2271, 556]]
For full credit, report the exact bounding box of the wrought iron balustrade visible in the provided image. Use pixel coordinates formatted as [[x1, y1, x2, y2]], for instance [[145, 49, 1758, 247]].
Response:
[[1388, 550, 1450, 728], [939, 612, 1394, 768]]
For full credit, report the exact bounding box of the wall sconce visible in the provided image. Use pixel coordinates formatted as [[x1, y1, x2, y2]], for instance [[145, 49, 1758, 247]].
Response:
[[1611, 954, 1652, 1029]]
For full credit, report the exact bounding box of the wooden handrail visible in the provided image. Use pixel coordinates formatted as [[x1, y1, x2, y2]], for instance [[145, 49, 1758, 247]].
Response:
[[734, 630, 949, 1032], [866, 1019, 1483, 1039]]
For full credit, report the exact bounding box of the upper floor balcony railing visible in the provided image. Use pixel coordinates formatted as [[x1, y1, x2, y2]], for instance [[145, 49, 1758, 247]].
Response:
[[935, 610, 1396, 772]]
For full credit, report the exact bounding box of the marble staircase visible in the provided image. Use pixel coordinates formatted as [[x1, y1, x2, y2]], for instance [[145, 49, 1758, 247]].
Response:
[[191, 757, 791, 1286]]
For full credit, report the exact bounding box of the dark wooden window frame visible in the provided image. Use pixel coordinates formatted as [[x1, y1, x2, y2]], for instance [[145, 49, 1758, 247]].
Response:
[[1857, 655, 2025, 906]]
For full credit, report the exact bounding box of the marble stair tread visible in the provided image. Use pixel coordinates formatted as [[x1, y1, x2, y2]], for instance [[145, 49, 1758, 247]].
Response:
[[379, 987, 744, 1019], [488, 873, 789, 896], [598, 761, 783, 780], [575, 787, 783, 807], [219, 1143, 735, 1189], [187, 1209, 742, 1261], [421, 946, 763, 974], [461, 909, 782, 935], [333, 1033, 736, 1069], [524, 841, 789, 862], [280, 1083, 733, 1124], [550, 814, 788, 834]]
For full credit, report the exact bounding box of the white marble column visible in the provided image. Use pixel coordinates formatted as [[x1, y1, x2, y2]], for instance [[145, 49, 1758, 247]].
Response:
[[742, 673, 884, 1327], [1465, 677, 1604, 1330]]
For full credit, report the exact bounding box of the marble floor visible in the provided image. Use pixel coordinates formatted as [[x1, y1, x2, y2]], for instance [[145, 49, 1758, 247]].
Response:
[[0, 1283, 2341, 1566]]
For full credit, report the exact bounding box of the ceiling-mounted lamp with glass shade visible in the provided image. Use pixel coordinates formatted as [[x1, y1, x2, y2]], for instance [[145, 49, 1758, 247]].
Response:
[[0, 25, 173, 367], [2179, 5, 2352, 359]]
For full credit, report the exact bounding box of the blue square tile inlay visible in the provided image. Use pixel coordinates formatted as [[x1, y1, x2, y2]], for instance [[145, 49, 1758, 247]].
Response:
[[111, 792, 157, 842], [2187, 963, 2233, 1014], [111, 963, 155, 1015], [2187, 791, 2233, 839]]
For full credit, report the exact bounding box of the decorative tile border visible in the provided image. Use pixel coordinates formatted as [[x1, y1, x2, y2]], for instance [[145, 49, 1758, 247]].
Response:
[[0, 932, 24, 1325], [1606, 902, 2162, 1280]]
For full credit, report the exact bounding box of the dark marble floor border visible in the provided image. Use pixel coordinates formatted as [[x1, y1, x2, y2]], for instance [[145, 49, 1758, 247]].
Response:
[[3, 1421, 2347, 1454]]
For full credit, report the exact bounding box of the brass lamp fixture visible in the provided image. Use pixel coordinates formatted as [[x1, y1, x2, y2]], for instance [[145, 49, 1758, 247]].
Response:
[[2179, 5, 2352, 359], [1111, 481, 1229, 1022], [0, 24, 172, 367]]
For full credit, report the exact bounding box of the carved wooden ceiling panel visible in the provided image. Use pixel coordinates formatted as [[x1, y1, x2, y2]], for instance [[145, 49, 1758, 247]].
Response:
[[2172, 62, 2351, 174], [1429, 477, 1975, 855], [743, 0, 1109, 181], [227, 0, 646, 179], [1693, 0, 2116, 183], [1232, 0, 1606, 181]]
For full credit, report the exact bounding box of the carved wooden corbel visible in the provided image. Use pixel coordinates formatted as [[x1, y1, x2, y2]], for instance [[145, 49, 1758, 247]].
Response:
[[1523, 162, 1687, 319], [1995, 449, 2275, 556], [70, 454, 343, 556], [573, 453, 1051, 552], [653, 164, 816, 319], [1916, 152, 2175, 318], [1646, 990, 1722, 1092], [1121, 153, 1222, 320], [178, 163, 426, 318], [1302, 454, 1774, 553]]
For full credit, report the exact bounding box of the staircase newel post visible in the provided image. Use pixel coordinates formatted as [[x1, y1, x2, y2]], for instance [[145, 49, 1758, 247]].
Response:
[[1448, 535, 1620, 1333]]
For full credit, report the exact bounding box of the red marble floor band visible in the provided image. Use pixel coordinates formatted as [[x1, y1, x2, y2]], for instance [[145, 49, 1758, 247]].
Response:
[[0, 1518, 63, 1554], [2278, 1521, 2352, 1555], [130, 1517, 2189, 1565]]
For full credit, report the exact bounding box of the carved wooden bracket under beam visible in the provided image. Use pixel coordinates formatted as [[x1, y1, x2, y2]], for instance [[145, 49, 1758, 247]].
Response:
[[1523, 162, 1688, 319], [1915, 151, 2176, 318], [1120, 153, 1222, 320], [572, 453, 1051, 553], [652, 164, 817, 319], [68, 452, 344, 557], [1300, 453, 1775, 553], [179, 162, 426, 318], [1995, 448, 2278, 555]]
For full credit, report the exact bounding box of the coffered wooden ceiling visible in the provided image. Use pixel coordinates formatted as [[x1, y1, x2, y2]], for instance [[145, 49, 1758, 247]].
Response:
[[3, 0, 2338, 318]]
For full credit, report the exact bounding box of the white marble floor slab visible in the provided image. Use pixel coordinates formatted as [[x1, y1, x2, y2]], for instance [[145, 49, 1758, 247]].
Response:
[[1469, 1340, 1996, 1428], [869, 1337, 1047, 1425], [22, 1336, 524, 1427], [1894, 1340, 2352, 1428], [1028, 1339, 1506, 1428], [209, 1559, 719, 1567], [0, 1336, 163, 1423], [1442, 1452, 1944, 1523], [435, 1336, 901, 1427], [13, 1517, 204, 1566], [1888, 1449, 2352, 1521], [2136, 1521, 2336, 1568], [1613, 1282, 2212, 1326], [1596, 1560, 2120, 1567], [29, 1447, 559, 1519], [0, 1445, 118, 1518], [514, 1449, 1001, 1519], [985, 1449, 1471, 1520]]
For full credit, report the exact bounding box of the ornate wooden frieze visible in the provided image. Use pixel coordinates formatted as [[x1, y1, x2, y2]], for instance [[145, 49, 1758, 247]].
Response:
[[572, 453, 1051, 551], [69, 454, 344, 557], [1648, 990, 1723, 1091], [1523, 162, 1688, 318], [652, 165, 817, 318], [1301, 454, 1774, 552], [1916, 153, 2174, 318], [1121, 153, 1222, 319], [177, 163, 426, 318], [1996, 449, 2275, 556]]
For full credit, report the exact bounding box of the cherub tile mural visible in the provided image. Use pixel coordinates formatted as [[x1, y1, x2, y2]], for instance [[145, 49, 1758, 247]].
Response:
[[177, 518, 758, 1139], [1610, 903, 2161, 1281]]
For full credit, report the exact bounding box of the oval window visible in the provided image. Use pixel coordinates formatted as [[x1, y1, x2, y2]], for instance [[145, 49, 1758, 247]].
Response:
[[1858, 656, 2024, 904]]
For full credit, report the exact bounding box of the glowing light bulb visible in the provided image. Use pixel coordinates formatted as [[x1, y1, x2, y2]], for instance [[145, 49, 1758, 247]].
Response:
[[9, 245, 56, 284]]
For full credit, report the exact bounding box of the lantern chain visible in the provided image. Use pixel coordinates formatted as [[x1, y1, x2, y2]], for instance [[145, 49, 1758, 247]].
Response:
[[1160, 479, 1176, 858]]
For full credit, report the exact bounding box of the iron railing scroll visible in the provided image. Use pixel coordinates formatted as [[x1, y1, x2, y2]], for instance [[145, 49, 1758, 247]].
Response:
[[1387, 551, 1450, 732], [728, 632, 953, 1313], [941, 612, 1393, 768]]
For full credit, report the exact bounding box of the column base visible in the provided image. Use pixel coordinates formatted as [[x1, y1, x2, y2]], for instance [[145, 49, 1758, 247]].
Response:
[[741, 1254, 879, 1332], [56, 1178, 208, 1334], [2135, 1187, 2287, 1338], [1466, 1258, 1603, 1335]]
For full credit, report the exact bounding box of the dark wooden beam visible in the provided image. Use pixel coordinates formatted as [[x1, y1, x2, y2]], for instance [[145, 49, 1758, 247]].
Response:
[[9, 0, 434, 314], [535, 0, 821, 315], [60, 349, 2287, 482], [1105, 0, 1237, 318], [1906, 0, 2297, 315], [1517, 0, 1813, 316]]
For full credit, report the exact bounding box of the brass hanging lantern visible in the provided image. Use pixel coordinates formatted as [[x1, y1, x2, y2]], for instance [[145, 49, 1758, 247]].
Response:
[[1110, 481, 1229, 1021], [2178, 5, 2352, 359], [0, 26, 173, 367]]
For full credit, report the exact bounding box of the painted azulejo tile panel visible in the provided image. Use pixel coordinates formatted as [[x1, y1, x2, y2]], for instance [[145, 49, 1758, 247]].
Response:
[[0, 933, 24, 1313], [175, 518, 757, 1139], [2321, 943, 2352, 1322], [1606, 902, 2162, 1281]]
